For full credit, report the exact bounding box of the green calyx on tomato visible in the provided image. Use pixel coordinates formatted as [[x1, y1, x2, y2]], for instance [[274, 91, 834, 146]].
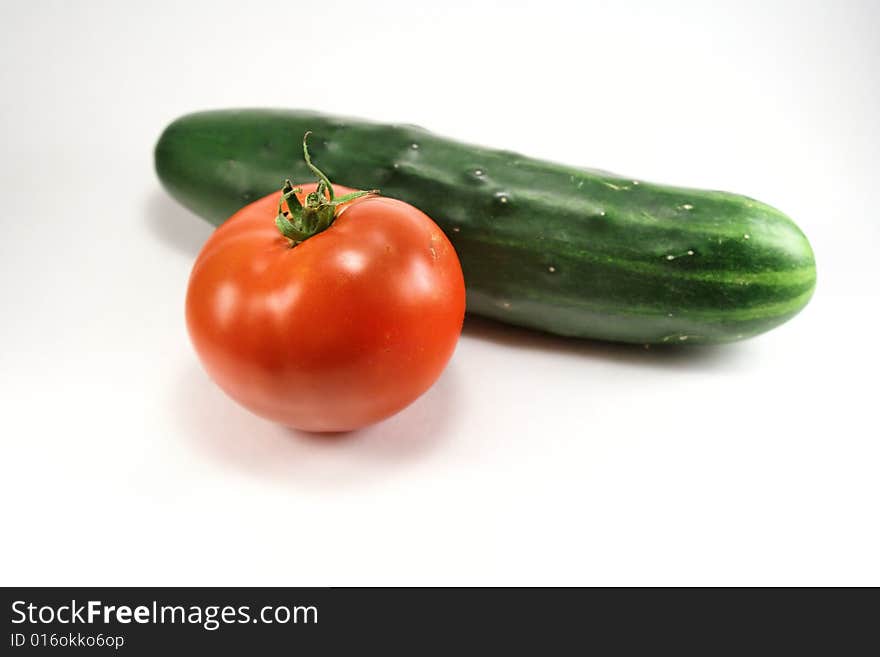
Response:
[[274, 132, 379, 245]]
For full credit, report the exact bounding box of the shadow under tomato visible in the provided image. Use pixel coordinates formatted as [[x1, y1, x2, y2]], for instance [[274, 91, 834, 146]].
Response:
[[175, 360, 460, 489]]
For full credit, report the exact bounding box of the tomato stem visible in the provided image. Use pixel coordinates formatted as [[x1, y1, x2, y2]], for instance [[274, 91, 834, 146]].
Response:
[[275, 133, 379, 246], [302, 131, 335, 201]]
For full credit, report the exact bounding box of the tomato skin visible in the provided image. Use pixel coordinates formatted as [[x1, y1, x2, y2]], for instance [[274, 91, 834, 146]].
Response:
[[185, 183, 465, 432]]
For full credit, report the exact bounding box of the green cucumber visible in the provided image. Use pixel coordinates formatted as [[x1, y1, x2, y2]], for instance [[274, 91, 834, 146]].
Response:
[[155, 109, 816, 344]]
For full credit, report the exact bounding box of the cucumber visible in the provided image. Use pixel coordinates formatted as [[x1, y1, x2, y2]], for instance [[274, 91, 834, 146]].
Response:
[[155, 109, 816, 344]]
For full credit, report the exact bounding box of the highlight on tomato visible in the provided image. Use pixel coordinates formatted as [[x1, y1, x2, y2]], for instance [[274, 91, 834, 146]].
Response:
[[185, 134, 466, 432]]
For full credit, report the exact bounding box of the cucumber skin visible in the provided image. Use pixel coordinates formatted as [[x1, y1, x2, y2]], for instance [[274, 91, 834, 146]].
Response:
[[155, 109, 816, 344]]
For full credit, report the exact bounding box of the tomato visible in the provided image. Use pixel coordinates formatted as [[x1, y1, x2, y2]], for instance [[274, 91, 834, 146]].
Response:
[[185, 181, 466, 432]]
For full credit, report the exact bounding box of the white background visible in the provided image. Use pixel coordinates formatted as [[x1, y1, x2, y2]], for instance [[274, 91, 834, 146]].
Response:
[[1, 0, 878, 586]]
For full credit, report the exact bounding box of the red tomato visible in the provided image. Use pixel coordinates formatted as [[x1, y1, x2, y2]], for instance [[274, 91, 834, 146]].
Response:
[[186, 182, 466, 432]]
